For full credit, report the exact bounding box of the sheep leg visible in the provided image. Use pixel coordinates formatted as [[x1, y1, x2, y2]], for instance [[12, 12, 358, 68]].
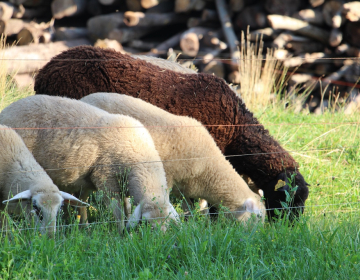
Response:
[[77, 188, 92, 226]]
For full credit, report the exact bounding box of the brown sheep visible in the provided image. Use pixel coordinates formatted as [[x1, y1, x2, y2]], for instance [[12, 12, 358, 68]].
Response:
[[34, 45, 309, 220]]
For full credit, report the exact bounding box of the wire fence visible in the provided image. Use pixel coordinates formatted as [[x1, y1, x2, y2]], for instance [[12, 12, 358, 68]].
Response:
[[0, 55, 359, 235]]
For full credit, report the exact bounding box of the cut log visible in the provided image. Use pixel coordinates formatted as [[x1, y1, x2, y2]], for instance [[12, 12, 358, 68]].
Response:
[[54, 27, 88, 41], [0, 2, 23, 20], [229, 0, 244, 13], [249, 28, 277, 41], [126, 0, 142, 11], [180, 27, 211, 57], [234, 5, 267, 30], [94, 38, 123, 52], [267, 15, 330, 44], [51, 0, 87, 20], [17, 24, 52, 45], [141, 0, 164, 9], [292, 8, 324, 26], [322, 0, 343, 28], [201, 60, 225, 78], [174, 0, 206, 13], [87, 13, 126, 40], [329, 28, 342, 47], [265, 0, 302, 16], [0, 18, 27, 36], [215, 0, 240, 70], [345, 21, 360, 48], [108, 26, 156, 44], [123, 11, 187, 27], [272, 32, 310, 49], [309, 0, 324, 7], [1, 38, 91, 74], [145, 31, 182, 56], [343, 2, 360, 22]]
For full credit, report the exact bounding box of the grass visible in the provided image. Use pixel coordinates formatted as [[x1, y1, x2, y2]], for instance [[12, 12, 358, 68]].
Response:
[[0, 102, 358, 279]]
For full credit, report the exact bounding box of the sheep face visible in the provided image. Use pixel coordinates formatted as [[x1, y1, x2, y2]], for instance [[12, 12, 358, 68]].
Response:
[[127, 201, 179, 232], [231, 197, 266, 224], [265, 171, 309, 221], [3, 189, 89, 237]]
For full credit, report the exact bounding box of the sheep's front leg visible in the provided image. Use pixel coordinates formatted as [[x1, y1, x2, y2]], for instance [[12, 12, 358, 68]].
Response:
[[78, 188, 91, 226]]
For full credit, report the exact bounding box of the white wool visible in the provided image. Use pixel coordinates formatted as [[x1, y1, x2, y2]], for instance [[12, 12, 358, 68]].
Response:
[[0, 95, 179, 232], [0, 124, 87, 236], [81, 92, 265, 223]]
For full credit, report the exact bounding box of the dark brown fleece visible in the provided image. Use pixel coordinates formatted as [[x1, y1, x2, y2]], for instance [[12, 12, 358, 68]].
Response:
[[34, 46, 309, 218]]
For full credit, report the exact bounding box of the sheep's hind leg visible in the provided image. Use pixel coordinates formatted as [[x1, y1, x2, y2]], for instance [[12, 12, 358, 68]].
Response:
[[103, 193, 126, 234]]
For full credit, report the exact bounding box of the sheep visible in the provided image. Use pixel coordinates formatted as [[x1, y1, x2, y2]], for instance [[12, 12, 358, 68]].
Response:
[[33, 45, 309, 220], [0, 124, 88, 237], [0, 95, 179, 232], [81, 92, 266, 223]]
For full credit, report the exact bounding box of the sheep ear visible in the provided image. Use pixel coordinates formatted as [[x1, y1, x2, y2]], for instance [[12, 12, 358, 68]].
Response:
[[3, 190, 32, 204], [60, 191, 89, 207], [258, 189, 264, 197], [127, 203, 142, 230], [244, 198, 261, 214]]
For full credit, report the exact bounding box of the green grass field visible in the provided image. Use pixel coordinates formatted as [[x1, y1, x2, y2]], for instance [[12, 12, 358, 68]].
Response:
[[0, 86, 359, 280]]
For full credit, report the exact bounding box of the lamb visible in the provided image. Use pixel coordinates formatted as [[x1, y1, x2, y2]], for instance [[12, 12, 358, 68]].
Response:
[[81, 92, 266, 223], [0, 95, 179, 232], [0, 124, 88, 237], [33, 45, 309, 220]]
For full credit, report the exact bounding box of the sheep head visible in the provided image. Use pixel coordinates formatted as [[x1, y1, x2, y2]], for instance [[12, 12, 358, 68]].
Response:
[[264, 171, 309, 222], [3, 189, 89, 237], [127, 200, 179, 232]]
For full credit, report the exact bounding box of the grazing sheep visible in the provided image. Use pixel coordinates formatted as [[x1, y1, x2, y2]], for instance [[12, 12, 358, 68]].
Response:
[[34, 45, 309, 220], [0, 124, 88, 237], [0, 95, 179, 232], [81, 92, 266, 223]]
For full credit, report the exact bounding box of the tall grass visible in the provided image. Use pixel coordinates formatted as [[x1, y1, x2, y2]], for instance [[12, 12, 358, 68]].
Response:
[[238, 28, 289, 111], [0, 35, 34, 112]]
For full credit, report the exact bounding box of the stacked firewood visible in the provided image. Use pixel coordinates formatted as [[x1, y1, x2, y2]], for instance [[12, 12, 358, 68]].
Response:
[[1, 0, 360, 112]]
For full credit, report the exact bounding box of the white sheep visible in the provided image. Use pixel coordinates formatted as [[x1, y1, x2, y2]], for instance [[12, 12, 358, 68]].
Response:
[[0, 124, 88, 237], [81, 92, 266, 223], [0, 95, 179, 232]]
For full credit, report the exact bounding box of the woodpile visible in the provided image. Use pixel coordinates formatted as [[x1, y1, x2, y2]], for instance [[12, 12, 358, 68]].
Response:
[[0, 0, 360, 112]]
